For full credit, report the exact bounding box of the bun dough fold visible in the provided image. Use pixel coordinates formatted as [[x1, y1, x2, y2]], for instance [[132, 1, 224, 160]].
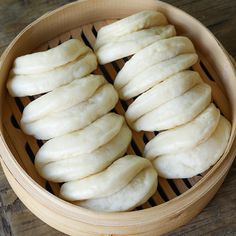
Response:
[[21, 83, 118, 140], [96, 25, 176, 64], [21, 75, 105, 124], [79, 167, 157, 212], [35, 113, 124, 162], [7, 52, 97, 97], [115, 36, 195, 90], [12, 39, 90, 75], [133, 83, 211, 131], [126, 70, 202, 124], [144, 103, 220, 158], [153, 116, 231, 178], [60, 155, 152, 201], [95, 11, 168, 48], [35, 123, 132, 182], [119, 53, 198, 100]]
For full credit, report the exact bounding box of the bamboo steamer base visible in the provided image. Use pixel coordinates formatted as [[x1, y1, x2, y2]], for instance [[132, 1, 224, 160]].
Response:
[[0, 0, 236, 235]]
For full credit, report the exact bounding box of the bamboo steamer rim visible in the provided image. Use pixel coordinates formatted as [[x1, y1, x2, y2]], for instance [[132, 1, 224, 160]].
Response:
[[0, 0, 235, 232]]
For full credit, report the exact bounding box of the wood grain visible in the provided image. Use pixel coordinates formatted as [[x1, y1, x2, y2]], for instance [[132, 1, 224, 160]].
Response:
[[0, 0, 235, 235]]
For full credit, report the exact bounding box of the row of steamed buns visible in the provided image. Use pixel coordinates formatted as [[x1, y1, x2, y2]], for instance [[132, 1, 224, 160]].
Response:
[[95, 10, 230, 179], [7, 10, 231, 212], [7, 31, 157, 212]]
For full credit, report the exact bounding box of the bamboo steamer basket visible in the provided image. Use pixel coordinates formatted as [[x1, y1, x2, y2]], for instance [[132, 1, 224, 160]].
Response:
[[0, 0, 236, 235]]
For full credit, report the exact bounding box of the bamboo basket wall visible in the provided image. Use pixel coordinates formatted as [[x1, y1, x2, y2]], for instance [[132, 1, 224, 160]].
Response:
[[0, 0, 236, 235]]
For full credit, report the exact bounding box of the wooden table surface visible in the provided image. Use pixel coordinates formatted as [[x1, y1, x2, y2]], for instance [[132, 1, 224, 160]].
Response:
[[0, 0, 236, 235]]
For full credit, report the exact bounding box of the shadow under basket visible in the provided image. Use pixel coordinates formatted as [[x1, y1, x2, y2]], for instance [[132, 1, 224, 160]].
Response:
[[0, 0, 236, 235]]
